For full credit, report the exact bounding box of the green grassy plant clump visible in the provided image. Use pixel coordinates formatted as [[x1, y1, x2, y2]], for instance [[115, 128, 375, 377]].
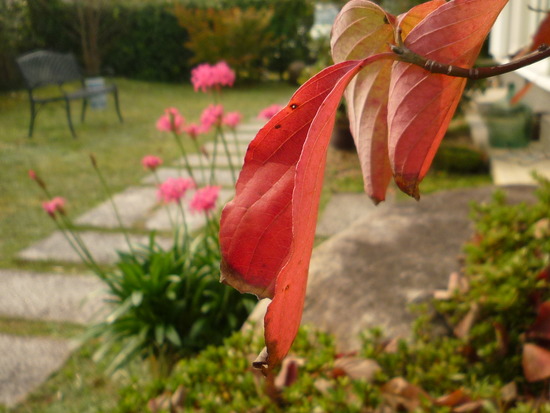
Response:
[[86, 221, 256, 378], [115, 178, 550, 412]]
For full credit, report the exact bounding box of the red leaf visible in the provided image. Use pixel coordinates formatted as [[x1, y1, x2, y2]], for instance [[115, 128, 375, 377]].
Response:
[[220, 55, 392, 371], [523, 343, 550, 382], [529, 13, 550, 54], [388, 0, 508, 198], [527, 301, 550, 341], [332, 0, 395, 203], [331, 0, 444, 203]]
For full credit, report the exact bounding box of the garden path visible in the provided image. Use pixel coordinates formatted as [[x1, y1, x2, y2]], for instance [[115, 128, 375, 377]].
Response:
[[2, 114, 548, 407]]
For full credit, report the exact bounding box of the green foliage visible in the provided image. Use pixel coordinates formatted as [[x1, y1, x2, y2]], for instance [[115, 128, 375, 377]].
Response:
[[173, 6, 275, 81], [432, 143, 489, 174], [115, 178, 550, 411], [86, 222, 256, 377], [0, 0, 33, 90], [173, 0, 314, 81], [102, 3, 191, 82]]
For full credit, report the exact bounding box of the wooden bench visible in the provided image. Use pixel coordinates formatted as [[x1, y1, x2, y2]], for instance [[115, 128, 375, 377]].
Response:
[[16, 50, 123, 138]]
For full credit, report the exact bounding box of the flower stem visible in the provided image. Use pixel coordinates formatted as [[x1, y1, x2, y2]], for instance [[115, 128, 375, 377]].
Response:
[[154, 171, 176, 230], [191, 139, 207, 184], [91, 156, 136, 257], [173, 132, 196, 183], [209, 129, 220, 185], [218, 126, 237, 185]]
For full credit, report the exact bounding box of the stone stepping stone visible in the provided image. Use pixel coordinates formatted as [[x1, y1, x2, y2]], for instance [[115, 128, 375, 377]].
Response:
[[75, 186, 157, 229], [142, 168, 237, 187], [0, 334, 74, 408], [145, 188, 235, 231], [302, 186, 537, 352], [316, 192, 394, 237], [175, 153, 244, 169], [236, 123, 264, 134], [0, 269, 106, 325], [203, 141, 248, 156], [18, 231, 172, 265]]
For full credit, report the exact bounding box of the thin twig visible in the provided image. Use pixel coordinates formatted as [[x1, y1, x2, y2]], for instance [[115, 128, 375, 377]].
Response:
[[391, 28, 550, 80]]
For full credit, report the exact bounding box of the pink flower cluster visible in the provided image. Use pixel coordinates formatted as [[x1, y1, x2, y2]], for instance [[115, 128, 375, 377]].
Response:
[[223, 111, 242, 129], [258, 104, 284, 120], [191, 61, 236, 93], [157, 177, 195, 204], [190, 186, 221, 213], [42, 197, 66, 218], [141, 155, 163, 171], [156, 107, 185, 134], [157, 177, 221, 213], [200, 104, 224, 130]]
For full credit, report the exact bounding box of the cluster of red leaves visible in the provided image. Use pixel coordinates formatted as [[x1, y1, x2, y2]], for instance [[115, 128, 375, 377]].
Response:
[[219, 0, 508, 372]]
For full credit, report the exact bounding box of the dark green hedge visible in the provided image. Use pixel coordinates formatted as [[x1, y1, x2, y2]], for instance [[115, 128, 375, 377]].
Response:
[[3, 0, 314, 88]]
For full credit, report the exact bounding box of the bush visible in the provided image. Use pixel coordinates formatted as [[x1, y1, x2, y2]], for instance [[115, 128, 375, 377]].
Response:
[[173, 6, 275, 81], [103, 3, 192, 82], [432, 143, 489, 174], [116, 177, 550, 411], [86, 220, 256, 378], [174, 0, 314, 81]]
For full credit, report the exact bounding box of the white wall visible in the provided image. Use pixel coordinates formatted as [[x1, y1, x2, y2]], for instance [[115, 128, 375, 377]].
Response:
[[490, 0, 550, 91]]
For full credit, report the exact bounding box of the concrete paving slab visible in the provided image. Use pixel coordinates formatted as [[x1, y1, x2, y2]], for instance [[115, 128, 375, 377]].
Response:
[[236, 123, 263, 134], [75, 186, 157, 229], [142, 167, 237, 187], [0, 270, 106, 324], [0, 334, 74, 408], [145, 189, 234, 231], [18, 231, 172, 264], [316, 192, 394, 237], [302, 186, 537, 351], [203, 141, 248, 156], [489, 143, 550, 185], [175, 154, 244, 169]]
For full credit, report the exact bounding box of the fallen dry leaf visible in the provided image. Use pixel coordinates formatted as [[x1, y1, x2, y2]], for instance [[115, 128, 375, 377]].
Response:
[[382, 377, 431, 412], [523, 343, 550, 382], [333, 356, 382, 381]]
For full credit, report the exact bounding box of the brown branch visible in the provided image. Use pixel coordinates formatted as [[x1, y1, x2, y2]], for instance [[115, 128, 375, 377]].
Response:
[[390, 28, 550, 80]]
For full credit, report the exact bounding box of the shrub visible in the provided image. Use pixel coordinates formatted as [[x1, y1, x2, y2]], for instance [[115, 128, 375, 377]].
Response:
[[116, 177, 550, 411], [87, 222, 256, 377], [173, 6, 275, 81], [103, 3, 192, 82]]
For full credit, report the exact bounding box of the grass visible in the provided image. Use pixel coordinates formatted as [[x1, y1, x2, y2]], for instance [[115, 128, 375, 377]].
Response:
[[0, 77, 493, 412], [0, 78, 297, 269]]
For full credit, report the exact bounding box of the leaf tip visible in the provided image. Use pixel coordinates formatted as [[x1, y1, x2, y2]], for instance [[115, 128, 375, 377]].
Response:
[[252, 346, 270, 376], [395, 174, 420, 201]]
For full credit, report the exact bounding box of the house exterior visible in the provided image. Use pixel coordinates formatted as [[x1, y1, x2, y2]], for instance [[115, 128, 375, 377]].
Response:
[[489, 0, 550, 148]]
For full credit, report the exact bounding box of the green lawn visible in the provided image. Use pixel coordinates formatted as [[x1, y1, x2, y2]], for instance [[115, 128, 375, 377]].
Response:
[[0, 79, 297, 269]]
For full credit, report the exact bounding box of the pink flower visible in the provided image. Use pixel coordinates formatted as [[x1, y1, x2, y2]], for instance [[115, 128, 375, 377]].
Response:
[[212, 61, 236, 88], [156, 107, 185, 134], [141, 155, 163, 171], [42, 197, 66, 218], [200, 104, 224, 130], [28, 170, 37, 180], [157, 177, 195, 203], [190, 186, 221, 213], [191, 61, 235, 93], [257, 104, 284, 120], [223, 111, 242, 129], [184, 123, 208, 140]]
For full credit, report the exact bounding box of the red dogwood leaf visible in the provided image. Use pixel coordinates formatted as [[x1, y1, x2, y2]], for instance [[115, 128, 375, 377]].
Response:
[[220, 55, 392, 371], [220, 0, 509, 372], [331, 0, 445, 202], [389, 0, 508, 197]]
